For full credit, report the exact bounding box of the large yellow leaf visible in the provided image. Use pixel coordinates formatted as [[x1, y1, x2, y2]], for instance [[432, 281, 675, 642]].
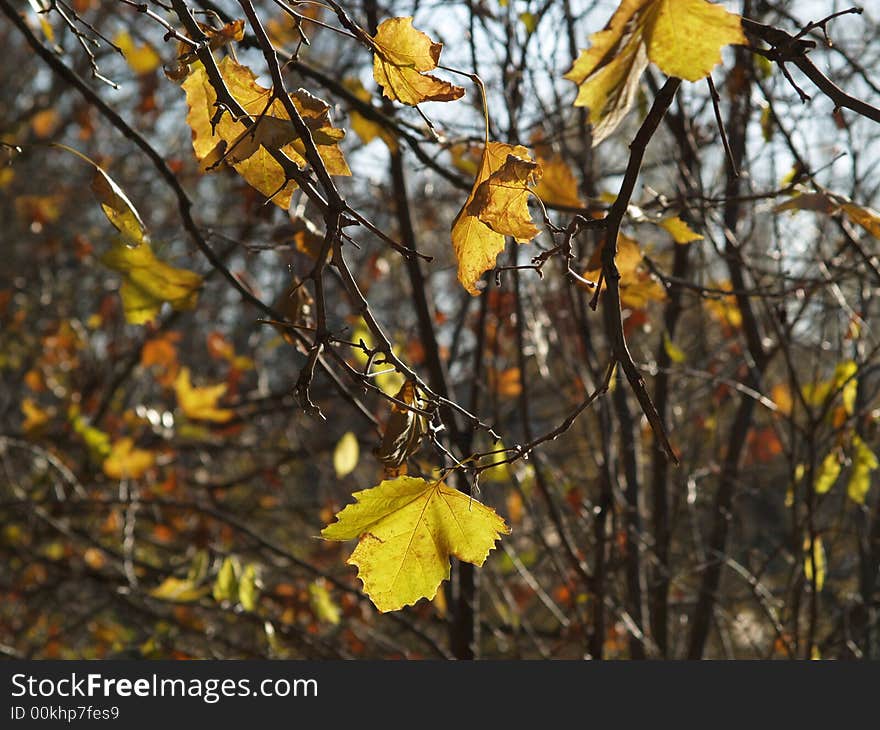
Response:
[[452, 142, 540, 295], [182, 58, 349, 209], [103, 437, 156, 480], [565, 0, 744, 144], [322, 476, 509, 612], [101, 241, 201, 325], [371, 17, 465, 105], [174, 367, 234, 423]]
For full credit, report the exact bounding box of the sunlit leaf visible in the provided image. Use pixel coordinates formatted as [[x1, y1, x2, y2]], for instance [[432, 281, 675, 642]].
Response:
[[663, 331, 686, 363], [333, 431, 360, 478], [115, 30, 161, 75], [533, 155, 584, 208], [149, 576, 210, 602], [565, 0, 745, 144], [212, 556, 239, 603], [371, 17, 465, 105], [103, 437, 156, 480], [658, 215, 703, 244], [803, 536, 826, 592], [322, 476, 509, 612], [101, 240, 201, 324], [847, 435, 878, 504], [452, 142, 541, 295], [309, 580, 341, 625], [174, 367, 234, 423], [814, 451, 841, 495]]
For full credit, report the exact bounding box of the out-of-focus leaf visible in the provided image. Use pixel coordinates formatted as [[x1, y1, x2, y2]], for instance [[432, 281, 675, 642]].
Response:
[[308, 580, 341, 625], [115, 30, 161, 75], [103, 437, 155, 480], [847, 435, 878, 504], [238, 564, 259, 611], [803, 536, 826, 592], [658, 216, 703, 244], [333, 431, 360, 478], [149, 576, 210, 602], [212, 556, 239, 603], [814, 451, 841, 495], [174, 367, 234, 423], [101, 240, 200, 324], [663, 332, 686, 363]]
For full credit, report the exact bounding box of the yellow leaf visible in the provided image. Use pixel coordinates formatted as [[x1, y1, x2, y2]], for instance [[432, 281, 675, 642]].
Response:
[[584, 233, 666, 308], [802, 360, 857, 413], [321, 476, 509, 612], [149, 576, 210, 602], [771, 383, 793, 416], [371, 17, 465, 105], [841, 202, 880, 239], [309, 579, 341, 625], [704, 282, 742, 329], [803, 536, 826, 592], [70, 412, 111, 461], [182, 58, 350, 209], [213, 556, 239, 603], [847, 435, 878, 504], [659, 215, 702, 244], [642, 0, 745, 81], [343, 77, 399, 151], [333, 431, 360, 478], [662, 331, 686, 363], [114, 30, 161, 75], [349, 321, 404, 396], [533, 155, 584, 208], [469, 152, 542, 241], [103, 437, 155, 480], [565, 0, 744, 144], [238, 563, 259, 611], [91, 166, 148, 246], [174, 367, 234, 423], [452, 142, 539, 295], [21, 398, 51, 435], [101, 240, 201, 325], [814, 451, 841, 495]]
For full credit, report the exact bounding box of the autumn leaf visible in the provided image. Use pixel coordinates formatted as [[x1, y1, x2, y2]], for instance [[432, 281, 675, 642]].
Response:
[[814, 451, 841, 495], [54, 144, 148, 246], [100, 240, 201, 325], [662, 331, 686, 363], [584, 233, 666, 308], [182, 58, 349, 209], [174, 367, 234, 423], [309, 580, 341, 625], [775, 190, 880, 240], [103, 437, 156, 480], [803, 536, 826, 592], [114, 30, 161, 75], [658, 215, 703, 244], [150, 576, 210, 602], [847, 435, 877, 504], [321, 476, 509, 612], [333, 431, 360, 478], [469, 152, 542, 241], [212, 556, 239, 603], [344, 77, 398, 151], [375, 381, 428, 475], [565, 0, 745, 144], [21, 397, 51, 435], [371, 17, 465, 105], [533, 155, 584, 208], [452, 142, 541, 295]]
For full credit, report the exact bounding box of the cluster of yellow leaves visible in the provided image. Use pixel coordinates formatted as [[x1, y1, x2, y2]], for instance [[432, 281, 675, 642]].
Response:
[[703, 282, 743, 329], [802, 360, 857, 415], [173, 367, 234, 423], [371, 18, 464, 105], [565, 0, 745, 144], [584, 233, 666, 308], [811, 434, 876, 504], [321, 476, 509, 612], [452, 143, 543, 294], [182, 57, 350, 209], [100, 240, 201, 325]]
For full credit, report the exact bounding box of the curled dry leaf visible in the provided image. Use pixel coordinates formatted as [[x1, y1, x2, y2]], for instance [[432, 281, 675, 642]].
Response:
[[452, 143, 542, 295], [371, 17, 465, 105], [375, 381, 429, 476]]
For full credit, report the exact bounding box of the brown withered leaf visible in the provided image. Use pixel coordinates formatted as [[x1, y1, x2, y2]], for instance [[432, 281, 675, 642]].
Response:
[[375, 381, 429, 476]]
